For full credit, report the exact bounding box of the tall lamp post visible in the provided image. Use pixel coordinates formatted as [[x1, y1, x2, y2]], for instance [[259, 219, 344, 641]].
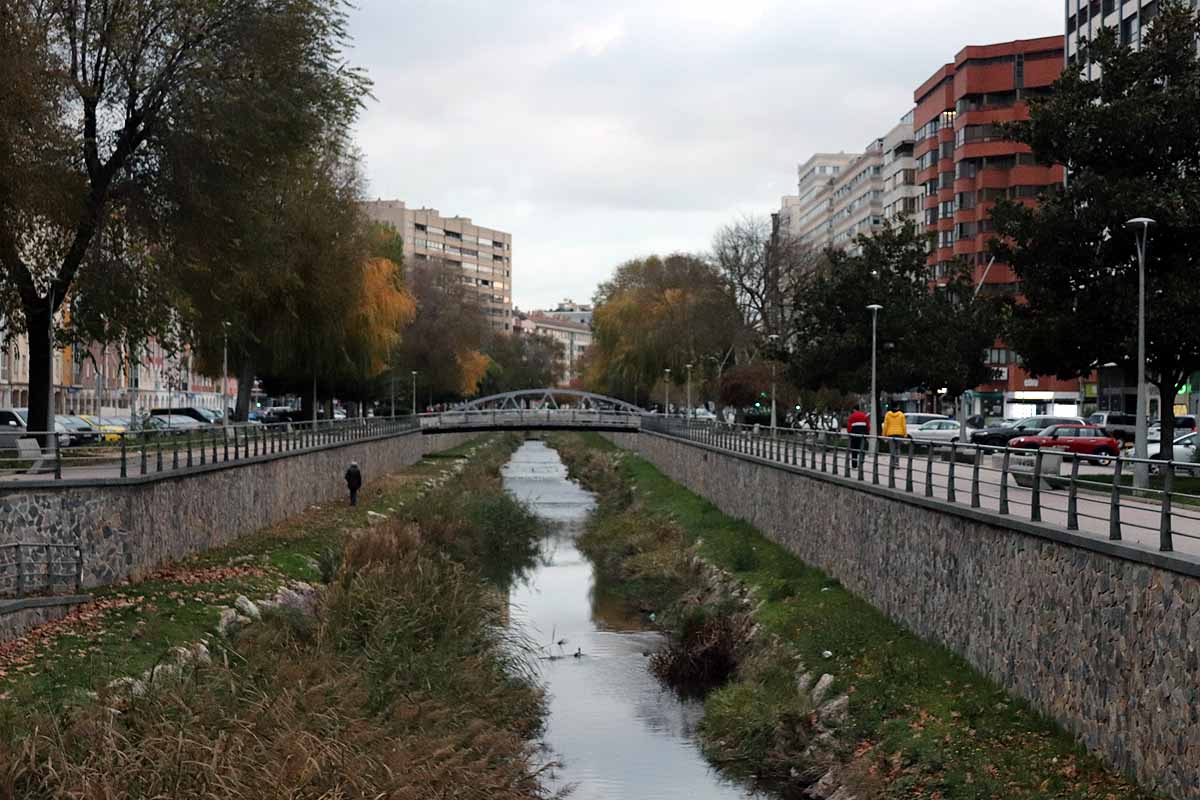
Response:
[[685, 363, 693, 420], [411, 370, 418, 417], [768, 333, 780, 434], [221, 321, 229, 427], [664, 368, 671, 417], [1127, 217, 1155, 489], [867, 304, 883, 450]]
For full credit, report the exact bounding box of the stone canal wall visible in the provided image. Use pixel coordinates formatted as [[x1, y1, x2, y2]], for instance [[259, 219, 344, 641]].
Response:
[[605, 431, 1200, 800], [0, 431, 476, 592]]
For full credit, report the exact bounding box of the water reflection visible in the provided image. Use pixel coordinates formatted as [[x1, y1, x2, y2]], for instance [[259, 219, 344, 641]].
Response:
[[502, 440, 766, 800]]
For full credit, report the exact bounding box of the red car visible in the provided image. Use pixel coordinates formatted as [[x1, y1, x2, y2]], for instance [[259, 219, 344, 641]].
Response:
[[1008, 424, 1120, 463]]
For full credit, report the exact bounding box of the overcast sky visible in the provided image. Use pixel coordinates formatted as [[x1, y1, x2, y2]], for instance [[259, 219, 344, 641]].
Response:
[[347, 1, 1063, 311]]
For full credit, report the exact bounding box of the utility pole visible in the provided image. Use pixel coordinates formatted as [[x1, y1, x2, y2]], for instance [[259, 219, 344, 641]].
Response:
[[768, 333, 780, 434], [412, 370, 418, 416], [221, 322, 229, 427], [686, 363, 693, 419], [867, 304, 883, 451], [664, 368, 671, 416]]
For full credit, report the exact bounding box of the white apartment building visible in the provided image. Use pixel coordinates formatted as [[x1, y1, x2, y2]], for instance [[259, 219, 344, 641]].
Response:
[[830, 140, 885, 255], [880, 113, 921, 230], [1066, 0, 1198, 76], [777, 153, 858, 250], [363, 200, 514, 332]]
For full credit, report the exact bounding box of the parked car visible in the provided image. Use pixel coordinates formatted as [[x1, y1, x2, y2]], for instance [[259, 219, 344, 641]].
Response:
[[909, 419, 962, 444], [1147, 432, 1200, 475], [58, 415, 98, 445], [970, 415, 1087, 447], [82, 415, 130, 443], [11, 409, 72, 448], [150, 406, 221, 426], [1008, 424, 1121, 464], [905, 413, 949, 428], [143, 414, 206, 436], [689, 407, 717, 421], [1148, 415, 1198, 443], [1085, 411, 1140, 442], [0, 408, 27, 451]]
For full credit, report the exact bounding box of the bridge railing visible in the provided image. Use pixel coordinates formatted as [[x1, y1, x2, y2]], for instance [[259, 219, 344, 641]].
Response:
[[642, 416, 1200, 555], [0, 415, 420, 483], [420, 409, 643, 430]]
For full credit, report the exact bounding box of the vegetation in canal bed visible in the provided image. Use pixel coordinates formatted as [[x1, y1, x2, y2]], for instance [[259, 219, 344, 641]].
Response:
[[549, 432, 1159, 800], [0, 434, 559, 799]]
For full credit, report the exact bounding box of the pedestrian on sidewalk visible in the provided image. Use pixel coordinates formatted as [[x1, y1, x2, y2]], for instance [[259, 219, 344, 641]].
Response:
[[847, 405, 870, 468], [345, 461, 363, 507], [883, 404, 907, 438]]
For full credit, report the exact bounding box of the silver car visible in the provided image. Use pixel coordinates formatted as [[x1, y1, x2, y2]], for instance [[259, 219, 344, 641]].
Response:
[[1148, 432, 1200, 475], [909, 419, 962, 445]]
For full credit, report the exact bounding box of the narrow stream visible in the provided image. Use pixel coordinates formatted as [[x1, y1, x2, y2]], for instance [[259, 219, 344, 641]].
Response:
[[501, 439, 765, 800]]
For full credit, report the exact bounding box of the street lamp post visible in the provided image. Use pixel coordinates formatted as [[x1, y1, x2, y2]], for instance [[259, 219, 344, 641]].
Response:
[[1127, 217, 1155, 489], [411, 371, 418, 417], [768, 334, 780, 434], [685, 363, 693, 420], [867, 305, 883, 450], [664, 368, 671, 417], [221, 322, 229, 427]]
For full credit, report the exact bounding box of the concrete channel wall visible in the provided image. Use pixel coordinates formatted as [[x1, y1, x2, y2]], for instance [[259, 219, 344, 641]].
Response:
[[605, 431, 1200, 799], [0, 430, 475, 597]]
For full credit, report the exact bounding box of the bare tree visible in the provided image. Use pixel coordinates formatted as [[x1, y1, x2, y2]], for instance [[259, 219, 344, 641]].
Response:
[[710, 214, 824, 346]]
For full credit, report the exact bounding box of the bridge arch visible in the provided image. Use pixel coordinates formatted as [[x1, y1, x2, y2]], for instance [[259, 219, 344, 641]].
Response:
[[462, 389, 642, 414]]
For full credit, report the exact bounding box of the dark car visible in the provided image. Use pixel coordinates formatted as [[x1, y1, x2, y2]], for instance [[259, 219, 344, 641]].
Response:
[[969, 415, 1087, 447], [150, 407, 220, 426]]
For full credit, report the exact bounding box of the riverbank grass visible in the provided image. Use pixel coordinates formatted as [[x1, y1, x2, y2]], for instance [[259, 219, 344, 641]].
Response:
[[553, 432, 1156, 800]]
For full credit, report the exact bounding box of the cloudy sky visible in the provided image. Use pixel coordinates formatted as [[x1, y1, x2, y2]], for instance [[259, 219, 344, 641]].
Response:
[[347, 1, 1063, 310]]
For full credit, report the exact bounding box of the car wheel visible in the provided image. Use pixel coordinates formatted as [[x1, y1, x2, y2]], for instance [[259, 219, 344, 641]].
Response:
[[1091, 448, 1114, 466]]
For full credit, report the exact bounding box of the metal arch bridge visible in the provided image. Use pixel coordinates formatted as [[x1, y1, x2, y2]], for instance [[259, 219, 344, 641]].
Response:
[[420, 389, 643, 433]]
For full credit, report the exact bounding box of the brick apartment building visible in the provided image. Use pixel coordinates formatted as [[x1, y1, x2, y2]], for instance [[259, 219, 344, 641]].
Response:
[[914, 36, 1084, 419]]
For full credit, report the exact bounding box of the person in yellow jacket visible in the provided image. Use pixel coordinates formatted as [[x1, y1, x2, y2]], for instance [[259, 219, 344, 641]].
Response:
[[882, 405, 907, 437]]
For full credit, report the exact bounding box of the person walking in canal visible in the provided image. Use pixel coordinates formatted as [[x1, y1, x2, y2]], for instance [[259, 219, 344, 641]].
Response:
[[847, 405, 870, 468], [345, 461, 363, 506]]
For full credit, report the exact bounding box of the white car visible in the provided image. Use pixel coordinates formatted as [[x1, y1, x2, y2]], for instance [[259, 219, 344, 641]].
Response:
[[689, 408, 717, 420], [1148, 432, 1200, 475], [909, 419, 962, 444]]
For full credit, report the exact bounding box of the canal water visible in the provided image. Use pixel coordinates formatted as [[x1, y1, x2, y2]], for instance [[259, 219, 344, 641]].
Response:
[[501, 439, 764, 799]]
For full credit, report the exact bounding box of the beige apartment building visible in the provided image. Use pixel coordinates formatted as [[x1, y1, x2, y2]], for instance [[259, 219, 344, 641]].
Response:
[[829, 139, 885, 255], [517, 312, 592, 386], [880, 113, 921, 229], [363, 200, 514, 332], [777, 153, 857, 250]]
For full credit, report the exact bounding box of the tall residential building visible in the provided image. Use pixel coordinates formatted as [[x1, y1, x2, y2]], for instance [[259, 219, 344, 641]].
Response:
[[363, 200, 514, 332], [880, 113, 920, 229], [914, 36, 1076, 418], [1066, 0, 1197, 77], [830, 140, 885, 255], [777, 153, 857, 249]]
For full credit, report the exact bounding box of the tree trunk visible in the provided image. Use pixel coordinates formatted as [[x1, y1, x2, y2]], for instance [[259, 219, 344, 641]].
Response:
[[24, 303, 54, 445], [235, 356, 255, 422]]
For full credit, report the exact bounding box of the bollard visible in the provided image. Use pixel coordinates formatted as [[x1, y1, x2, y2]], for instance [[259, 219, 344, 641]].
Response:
[[1109, 456, 1122, 540], [970, 446, 981, 508], [1030, 449, 1044, 522], [947, 443, 957, 503], [1160, 463, 1174, 552], [1067, 457, 1080, 530]]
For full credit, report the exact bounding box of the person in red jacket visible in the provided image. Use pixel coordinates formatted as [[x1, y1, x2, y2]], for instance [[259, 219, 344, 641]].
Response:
[[847, 406, 870, 468]]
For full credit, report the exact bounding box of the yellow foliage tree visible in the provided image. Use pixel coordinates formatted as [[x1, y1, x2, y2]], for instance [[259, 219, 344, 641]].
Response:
[[456, 349, 491, 396], [347, 256, 416, 379]]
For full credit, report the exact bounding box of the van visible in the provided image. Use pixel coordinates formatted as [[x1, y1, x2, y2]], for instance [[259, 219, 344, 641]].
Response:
[[1086, 412, 1139, 442]]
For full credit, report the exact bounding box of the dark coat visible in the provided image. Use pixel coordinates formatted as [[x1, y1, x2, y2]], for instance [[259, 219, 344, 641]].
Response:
[[344, 465, 363, 491]]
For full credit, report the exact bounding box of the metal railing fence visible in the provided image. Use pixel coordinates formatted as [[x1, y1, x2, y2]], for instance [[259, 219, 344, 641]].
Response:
[[420, 408, 643, 430], [643, 416, 1200, 555], [0, 415, 420, 482]]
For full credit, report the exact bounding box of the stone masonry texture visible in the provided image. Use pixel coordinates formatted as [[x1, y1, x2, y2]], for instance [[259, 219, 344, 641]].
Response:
[[605, 431, 1200, 799], [0, 431, 476, 594]]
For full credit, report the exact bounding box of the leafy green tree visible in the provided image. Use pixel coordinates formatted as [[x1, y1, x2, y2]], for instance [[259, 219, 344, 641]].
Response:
[[990, 2, 1200, 445], [478, 332, 564, 396], [0, 0, 269, 437], [789, 221, 998, 406]]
